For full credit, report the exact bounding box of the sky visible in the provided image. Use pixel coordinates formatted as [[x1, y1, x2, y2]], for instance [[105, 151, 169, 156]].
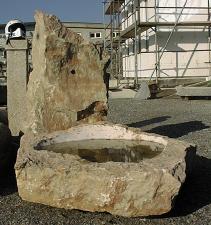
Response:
[[0, 0, 104, 24]]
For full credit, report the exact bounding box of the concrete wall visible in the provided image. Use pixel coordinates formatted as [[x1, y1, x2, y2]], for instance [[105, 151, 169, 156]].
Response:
[[121, 0, 211, 79]]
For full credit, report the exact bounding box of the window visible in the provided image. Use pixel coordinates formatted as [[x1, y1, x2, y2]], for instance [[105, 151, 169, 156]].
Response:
[[96, 32, 101, 38], [90, 33, 95, 38], [112, 32, 120, 38], [89, 32, 102, 39]]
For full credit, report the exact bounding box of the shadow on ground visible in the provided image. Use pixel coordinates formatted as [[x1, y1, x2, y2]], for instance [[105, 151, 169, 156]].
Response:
[[147, 121, 209, 138], [0, 169, 17, 196], [127, 116, 171, 128], [0, 136, 20, 196], [161, 155, 211, 218]]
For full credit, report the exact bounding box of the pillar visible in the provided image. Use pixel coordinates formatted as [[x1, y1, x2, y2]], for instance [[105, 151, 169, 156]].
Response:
[[6, 39, 28, 136]]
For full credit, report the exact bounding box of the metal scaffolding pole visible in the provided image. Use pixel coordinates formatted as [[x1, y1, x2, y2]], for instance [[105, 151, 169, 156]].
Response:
[[117, 0, 121, 86], [134, 0, 138, 87], [110, 1, 114, 78], [154, 0, 159, 84], [208, 0, 211, 78], [123, 1, 127, 81]]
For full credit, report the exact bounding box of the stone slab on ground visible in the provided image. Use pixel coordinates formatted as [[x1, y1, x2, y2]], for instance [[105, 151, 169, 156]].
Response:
[[15, 123, 195, 217], [176, 85, 211, 97], [24, 11, 108, 134], [109, 89, 137, 99], [158, 78, 206, 88], [134, 81, 151, 100]]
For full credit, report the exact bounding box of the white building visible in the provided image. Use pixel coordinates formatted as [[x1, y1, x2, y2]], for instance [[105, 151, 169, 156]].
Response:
[[105, 0, 211, 84]]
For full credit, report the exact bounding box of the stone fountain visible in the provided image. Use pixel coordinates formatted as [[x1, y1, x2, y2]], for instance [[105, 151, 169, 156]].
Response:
[[15, 11, 196, 217]]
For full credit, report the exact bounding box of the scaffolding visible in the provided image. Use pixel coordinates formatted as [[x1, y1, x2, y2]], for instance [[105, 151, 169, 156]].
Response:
[[103, 0, 124, 86], [103, 0, 211, 87]]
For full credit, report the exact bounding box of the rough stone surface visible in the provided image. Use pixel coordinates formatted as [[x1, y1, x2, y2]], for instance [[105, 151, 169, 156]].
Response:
[[0, 122, 11, 170], [24, 11, 108, 134], [15, 123, 195, 217]]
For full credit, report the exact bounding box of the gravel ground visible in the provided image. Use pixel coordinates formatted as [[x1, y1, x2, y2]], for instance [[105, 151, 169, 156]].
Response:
[[0, 98, 211, 225]]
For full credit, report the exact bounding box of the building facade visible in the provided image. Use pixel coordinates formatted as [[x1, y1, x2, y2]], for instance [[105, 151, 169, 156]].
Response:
[[104, 0, 211, 84]]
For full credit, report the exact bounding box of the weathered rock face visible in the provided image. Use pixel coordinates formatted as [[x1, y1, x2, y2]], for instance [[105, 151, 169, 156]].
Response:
[[0, 122, 11, 170], [24, 11, 108, 134], [15, 123, 195, 217]]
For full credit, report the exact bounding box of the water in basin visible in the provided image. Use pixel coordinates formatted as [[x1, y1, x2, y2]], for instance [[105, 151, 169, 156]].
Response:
[[35, 139, 164, 163]]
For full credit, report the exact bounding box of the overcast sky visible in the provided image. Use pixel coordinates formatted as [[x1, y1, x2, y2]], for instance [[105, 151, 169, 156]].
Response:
[[0, 0, 104, 24]]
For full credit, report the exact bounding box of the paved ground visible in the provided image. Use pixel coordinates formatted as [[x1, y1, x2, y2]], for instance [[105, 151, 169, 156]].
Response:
[[0, 98, 211, 225]]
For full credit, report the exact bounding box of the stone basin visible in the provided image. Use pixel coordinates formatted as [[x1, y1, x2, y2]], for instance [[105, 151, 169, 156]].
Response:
[[35, 136, 164, 163], [15, 123, 195, 217]]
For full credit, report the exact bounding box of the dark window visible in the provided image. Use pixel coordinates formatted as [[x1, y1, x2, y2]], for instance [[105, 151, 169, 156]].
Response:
[[96, 33, 101, 38], [90, 33, 95, 38]]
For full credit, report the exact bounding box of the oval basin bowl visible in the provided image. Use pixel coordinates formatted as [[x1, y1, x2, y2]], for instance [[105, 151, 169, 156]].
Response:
[[15, 123, 195, 217]]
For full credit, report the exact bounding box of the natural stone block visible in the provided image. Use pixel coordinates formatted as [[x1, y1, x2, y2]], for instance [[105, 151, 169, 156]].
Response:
[[24, 11, 108, 134], [15, 123, 196, 217], [176, 85, 211, 97]]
